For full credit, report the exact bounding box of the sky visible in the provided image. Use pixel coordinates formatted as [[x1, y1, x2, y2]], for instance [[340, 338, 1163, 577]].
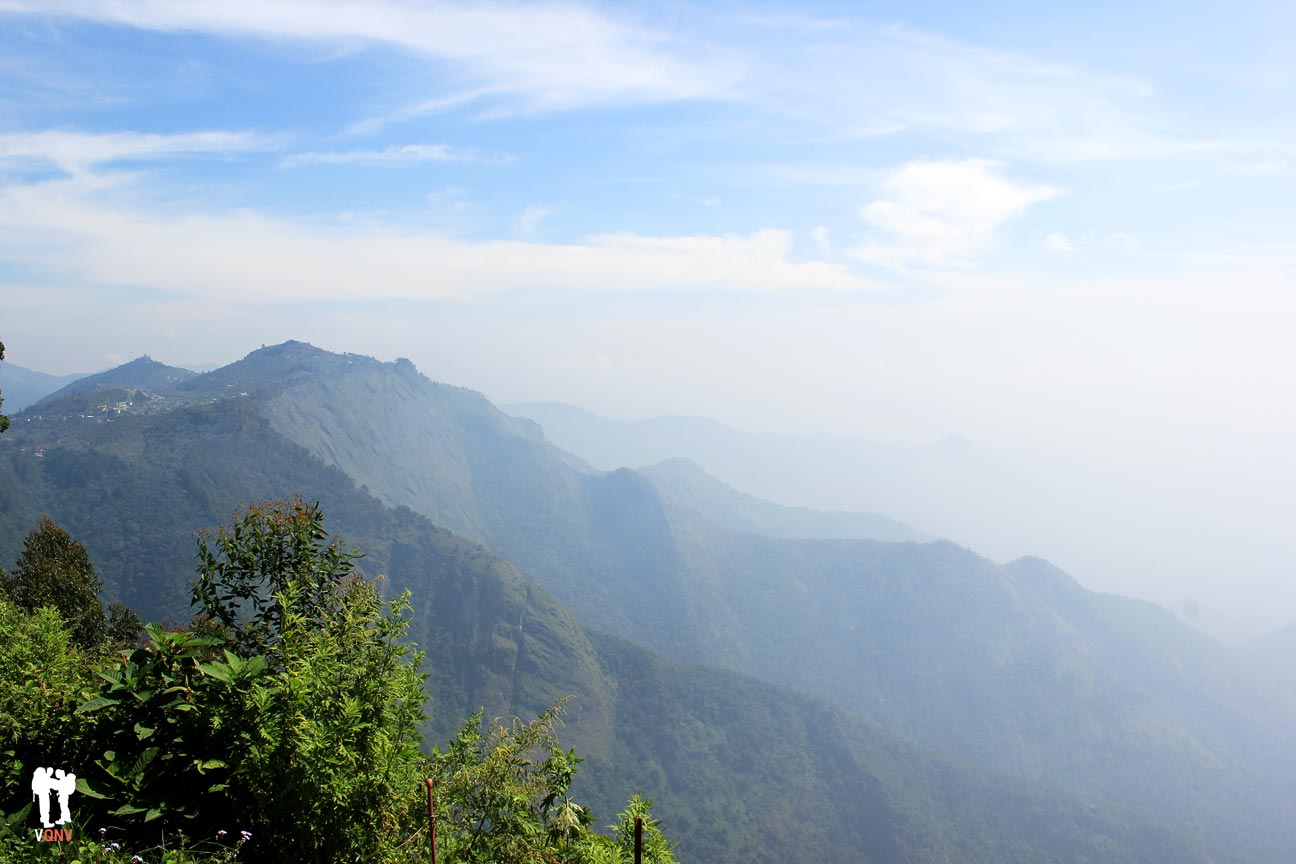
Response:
[[1, 1, 1294, 637]]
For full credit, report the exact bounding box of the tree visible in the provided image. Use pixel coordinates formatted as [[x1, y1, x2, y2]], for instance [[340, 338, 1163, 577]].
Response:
[[191, 496, 362, 657], [0, 339, 9, 434], [81, 496, 432, 861], [430, 704, 591, 864], [429, 705, 679, 864], [4, 515, 107, 648], [5, 498, 678, 863]]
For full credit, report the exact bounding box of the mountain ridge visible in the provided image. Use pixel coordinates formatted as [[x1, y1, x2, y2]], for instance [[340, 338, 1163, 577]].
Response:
[[4, 343, 1293, 861], [30, 356, 197, 411], [0, 385, 1216, 864]]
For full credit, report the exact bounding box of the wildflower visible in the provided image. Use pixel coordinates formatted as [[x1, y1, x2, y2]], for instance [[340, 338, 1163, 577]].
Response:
[[111, 842, 121, 851], [240, 830, 252, 841], [217, 829, 228, 838], [132, 857, 144, 863], [99, 828, 107, 837]]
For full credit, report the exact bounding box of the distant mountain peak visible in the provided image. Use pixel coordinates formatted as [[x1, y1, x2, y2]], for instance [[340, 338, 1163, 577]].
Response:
[[644, 455, 706, 473], [28, 355, 197, 411], [243, 339, 328, 360]]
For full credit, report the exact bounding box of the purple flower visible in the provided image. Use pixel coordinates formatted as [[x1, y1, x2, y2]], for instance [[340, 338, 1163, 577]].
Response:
[[240, 830, 252, 841], [217, 829, 228, 837], [111, 842, 121, 851], [132, 857, 144, 863], [98, 827, 107, 837]]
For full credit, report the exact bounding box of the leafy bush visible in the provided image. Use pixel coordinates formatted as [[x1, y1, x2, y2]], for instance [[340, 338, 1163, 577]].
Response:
[[429, 705, 676, 864], [0, 597, 98, 814], [75, 625, 238, 839], [75, 498, 428, 862], [2, 499, 676, 864]]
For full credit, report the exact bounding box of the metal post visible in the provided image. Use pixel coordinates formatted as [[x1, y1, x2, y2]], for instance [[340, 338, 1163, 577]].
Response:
[[634, 816, 643, 864], [426, 778, 438, 864]]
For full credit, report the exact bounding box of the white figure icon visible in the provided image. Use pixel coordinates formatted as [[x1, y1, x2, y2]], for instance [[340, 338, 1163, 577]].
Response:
[[31, 767, 77, 828]]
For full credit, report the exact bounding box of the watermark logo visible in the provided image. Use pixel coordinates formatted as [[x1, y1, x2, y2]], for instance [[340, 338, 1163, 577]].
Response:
[[31, 766, 77, 841]]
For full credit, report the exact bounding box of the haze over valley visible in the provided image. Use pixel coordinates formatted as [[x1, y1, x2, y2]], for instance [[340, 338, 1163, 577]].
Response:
[[2, 2, 1293, 863]]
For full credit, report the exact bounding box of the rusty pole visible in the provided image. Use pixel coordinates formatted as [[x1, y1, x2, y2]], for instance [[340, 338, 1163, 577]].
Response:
[[634, 816, 643, 864], [426, 778, 438, 864]]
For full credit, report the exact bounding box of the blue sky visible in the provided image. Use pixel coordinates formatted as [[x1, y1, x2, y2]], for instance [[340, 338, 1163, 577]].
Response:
[[2, 1, 1295, 635]]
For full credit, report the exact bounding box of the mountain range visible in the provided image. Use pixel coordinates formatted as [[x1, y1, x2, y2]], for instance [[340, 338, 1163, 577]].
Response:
[[3, 341, 1293, 863], [0, 362, 85, 413], [505, 402, 1292, 641]]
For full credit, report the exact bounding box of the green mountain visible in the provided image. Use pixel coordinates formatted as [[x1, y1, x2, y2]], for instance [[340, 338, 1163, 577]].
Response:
[[0, 388, 1212, 864], [28, 355, 196, 411], [132, 343, 1290, 862]]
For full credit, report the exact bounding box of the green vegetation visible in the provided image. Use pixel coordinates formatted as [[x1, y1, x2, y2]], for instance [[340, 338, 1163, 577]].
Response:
[[244, 345, 1289, 862], [0, 343, 1265, 863], [26, 356, 196, 413], [0, 500, 673, 864], [0, 339, 9, 434], [431, 708, 675, 864], [5, 516, 108, 649]]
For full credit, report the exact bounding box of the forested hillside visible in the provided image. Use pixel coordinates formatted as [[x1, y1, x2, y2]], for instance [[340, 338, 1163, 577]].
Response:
[[117, 343, 1294, 862], [0, 363, 1226, 863], [28, 357, 197, 411]]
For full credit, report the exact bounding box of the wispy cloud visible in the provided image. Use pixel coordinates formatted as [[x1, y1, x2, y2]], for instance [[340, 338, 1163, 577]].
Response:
[[1, 1, 742, 115], [740, 21, 1251, 162], [1042, 232, 1075, 253], [280, 143, 500, 168], [811, 226, 832, 260], [519, 204, 556, 238], [0, 3, 1260, 165], [850, 159, 1062, 272], [0, 175, 869, 302], [1224, 159, 1290, 177], [0, 129, 274, 174]]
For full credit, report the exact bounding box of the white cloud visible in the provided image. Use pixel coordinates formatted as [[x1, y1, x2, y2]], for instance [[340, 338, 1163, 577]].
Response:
[[0, 175, 869, 302], [1101, 232, 1140, 253], [0, 1, 742, 114], [1225, 159, 1290, 177], [0, 4, 1260, 166], [519, 205, 556, 238], [740, 21, 1249, 163], [280, 143, 494, 168], [0, 129, 273, 174], [850, 159, 1062, 272], [1043, 232, 1075, 253], [811, 226, 832, 259]]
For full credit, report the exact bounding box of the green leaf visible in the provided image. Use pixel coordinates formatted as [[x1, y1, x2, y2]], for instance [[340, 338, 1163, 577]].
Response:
[[76, 694, 116, 714], [110, 803, 149, 816], [74, 777, 110, 800]]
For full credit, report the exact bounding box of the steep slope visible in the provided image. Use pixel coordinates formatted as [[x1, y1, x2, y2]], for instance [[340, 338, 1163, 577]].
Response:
[[507, 403, 1294, 643], [666, 523, 1296, 860], [29, 356, 196, 410], [638, 456, 928, 542], [0, 400, 1213, 864], [177, 345, 1295, 861], [169, 342, 698, 652]]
